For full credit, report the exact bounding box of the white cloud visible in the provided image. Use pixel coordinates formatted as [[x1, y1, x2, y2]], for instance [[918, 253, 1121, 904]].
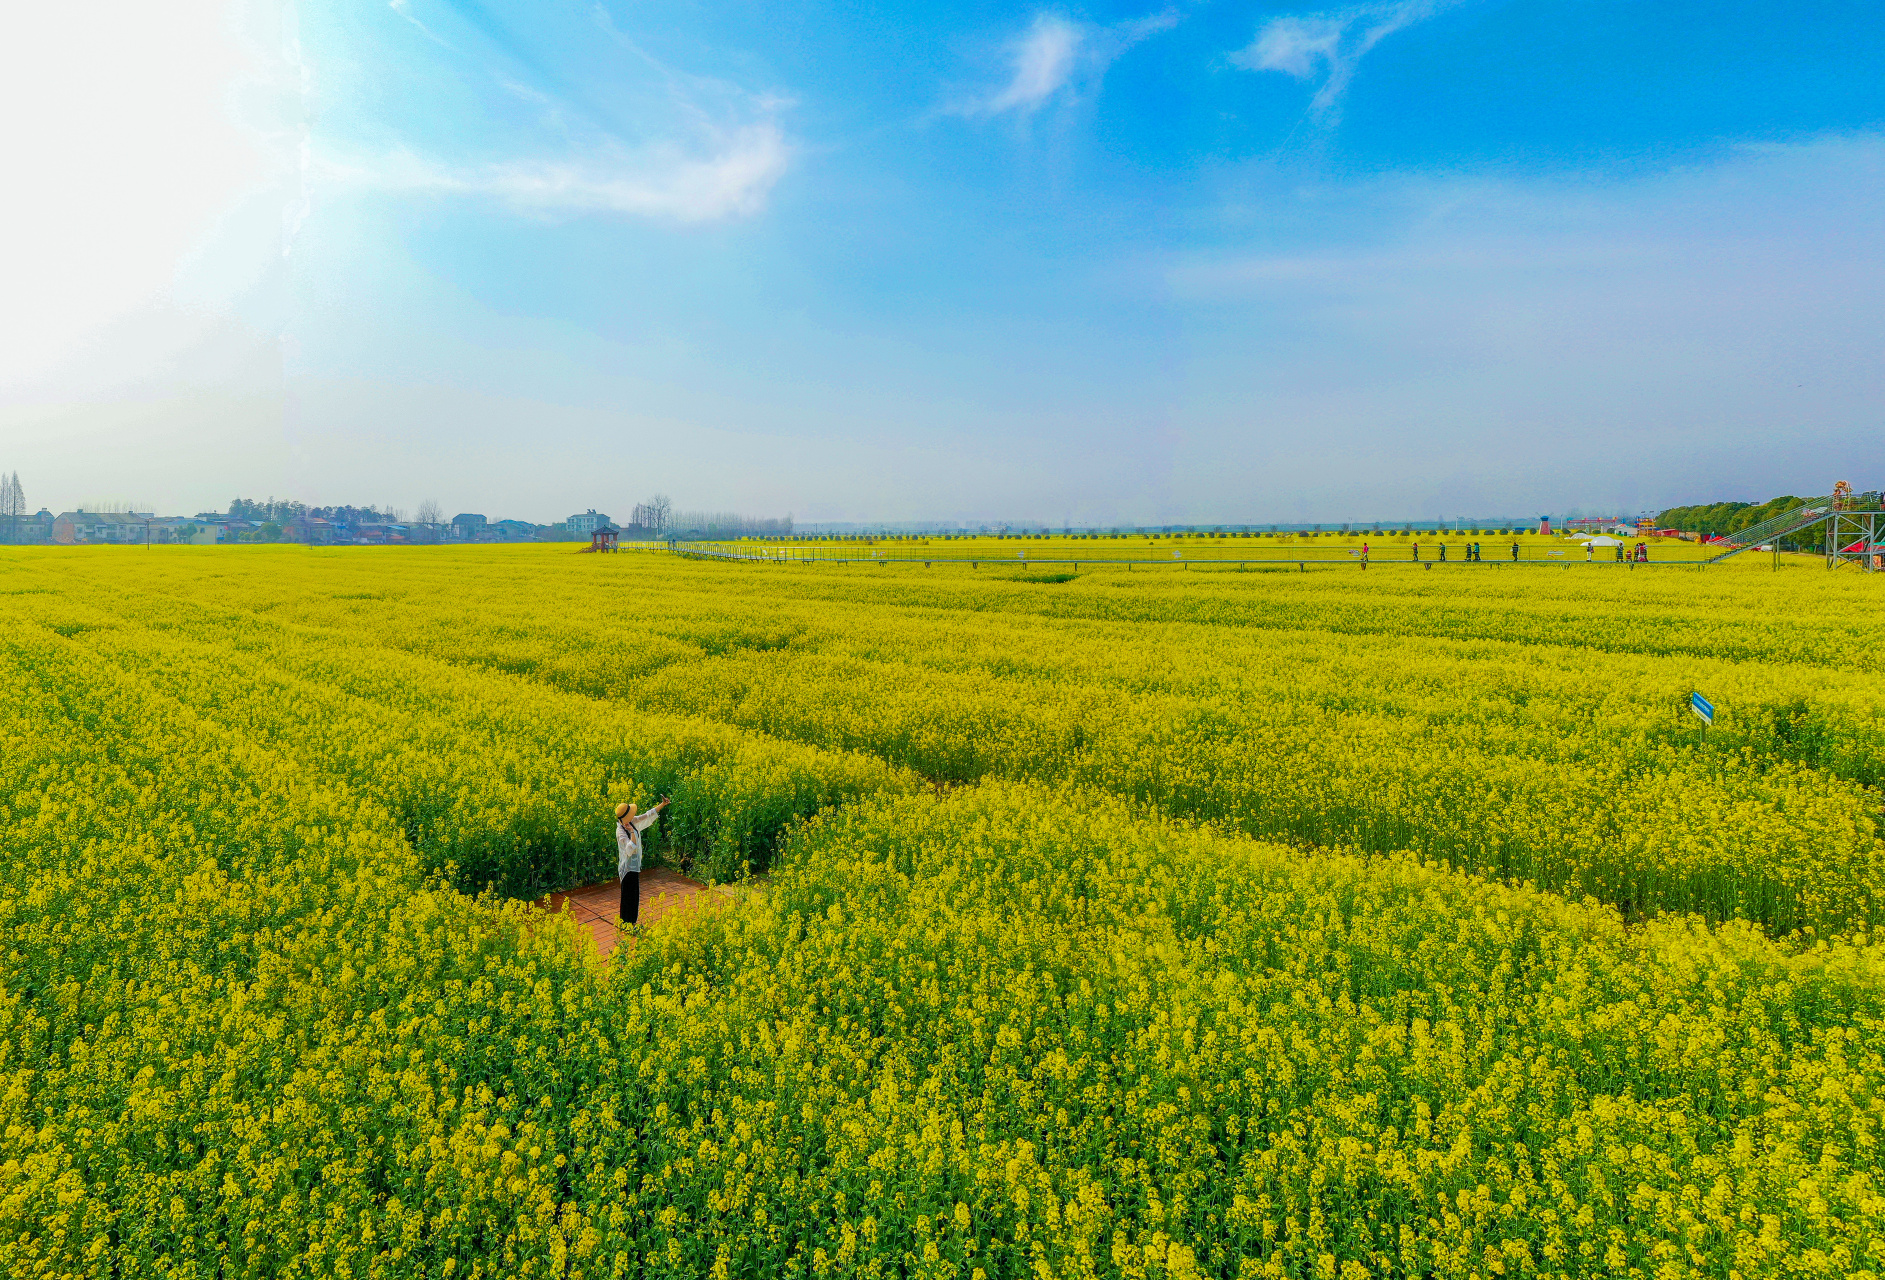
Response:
[[348, 7, 793, 222], [1230, 0, 1447, 119], [349, 122, 790, 221], [987, 15, 1084, 113], [963, 9, 1178, 117], [1240, 15, 1348, 81]]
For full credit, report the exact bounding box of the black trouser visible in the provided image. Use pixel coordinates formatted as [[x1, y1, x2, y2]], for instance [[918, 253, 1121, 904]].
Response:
[[621, 870, 640, 924]]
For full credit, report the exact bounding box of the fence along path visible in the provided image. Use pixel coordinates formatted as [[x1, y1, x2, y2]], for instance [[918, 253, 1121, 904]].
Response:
[[673, 541, 1699, 569]]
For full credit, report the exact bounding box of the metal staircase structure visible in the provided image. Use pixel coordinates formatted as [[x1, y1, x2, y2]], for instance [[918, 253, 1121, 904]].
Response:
[[1824, 498, 1885, 572], [1701, 488, 1884, 570]]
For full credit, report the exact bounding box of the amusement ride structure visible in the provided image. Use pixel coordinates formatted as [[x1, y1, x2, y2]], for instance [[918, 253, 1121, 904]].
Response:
[[1702, 481, 1884, 570]]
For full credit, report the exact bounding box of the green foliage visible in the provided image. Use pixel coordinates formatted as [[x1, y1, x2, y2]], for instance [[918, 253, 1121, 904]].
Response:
[[1657, 494, 1804, 536]]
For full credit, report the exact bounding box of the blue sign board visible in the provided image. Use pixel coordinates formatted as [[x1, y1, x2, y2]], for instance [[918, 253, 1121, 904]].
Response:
[[1690, 691, 1714, 725]]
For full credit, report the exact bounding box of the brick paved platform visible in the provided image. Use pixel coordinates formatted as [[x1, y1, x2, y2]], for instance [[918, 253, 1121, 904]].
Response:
[[536, 867, 728, 958]]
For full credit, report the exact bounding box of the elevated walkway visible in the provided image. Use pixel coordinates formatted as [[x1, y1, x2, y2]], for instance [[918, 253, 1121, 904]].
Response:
[[1702, 492, 1884, 570]]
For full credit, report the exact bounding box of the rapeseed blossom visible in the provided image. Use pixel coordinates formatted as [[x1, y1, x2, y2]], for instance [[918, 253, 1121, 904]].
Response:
[[1, 544, 1880, 1276]]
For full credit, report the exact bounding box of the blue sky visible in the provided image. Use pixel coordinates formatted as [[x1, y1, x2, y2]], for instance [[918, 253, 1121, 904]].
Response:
[[2, 0, 1881, 523]]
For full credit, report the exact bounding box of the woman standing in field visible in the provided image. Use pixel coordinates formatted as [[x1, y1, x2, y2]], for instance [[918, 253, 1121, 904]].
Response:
[[616, 796, 669, 926]]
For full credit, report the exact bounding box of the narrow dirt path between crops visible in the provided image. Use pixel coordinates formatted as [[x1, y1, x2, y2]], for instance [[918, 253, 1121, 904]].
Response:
[[536, 868, 740, 958]]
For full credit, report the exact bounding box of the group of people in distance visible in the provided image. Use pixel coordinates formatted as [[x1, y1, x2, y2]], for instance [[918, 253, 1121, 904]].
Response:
[[1407, 540, 1509, 562], [1398, 539, 1653, 564], [1584, 541, 1652, 563]]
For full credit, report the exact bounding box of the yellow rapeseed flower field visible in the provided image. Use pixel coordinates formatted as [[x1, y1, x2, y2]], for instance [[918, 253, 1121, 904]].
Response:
[[1, 543, 1880, 1277]]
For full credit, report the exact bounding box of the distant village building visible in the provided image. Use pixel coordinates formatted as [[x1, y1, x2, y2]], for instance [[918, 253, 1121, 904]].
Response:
[[567, 510, 610, 536], [145, 517, 199, 543], [53, 511, 146, 544], [492, 518, 537, 541], [286, 515, 338, 545], [450, 513, 487, 540], [6, 508, 54, 543]]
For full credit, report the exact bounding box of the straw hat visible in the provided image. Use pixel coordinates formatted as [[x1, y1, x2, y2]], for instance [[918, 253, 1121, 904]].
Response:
[[615, 801, 636, 820]]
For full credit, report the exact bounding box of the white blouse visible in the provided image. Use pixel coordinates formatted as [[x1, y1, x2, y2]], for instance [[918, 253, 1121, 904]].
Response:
[[615, 810, 659, 878]]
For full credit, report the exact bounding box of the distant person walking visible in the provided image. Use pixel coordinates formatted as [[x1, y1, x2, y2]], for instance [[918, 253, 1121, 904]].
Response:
[[1411, 541, 1419, 561], [1439, 542, 1447, 562], [1511, 541, 1520, 561], [615, 796, 670, 926]]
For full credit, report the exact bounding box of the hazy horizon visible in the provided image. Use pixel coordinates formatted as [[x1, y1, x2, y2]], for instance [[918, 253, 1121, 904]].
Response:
[[3, 0, 1880, 526]]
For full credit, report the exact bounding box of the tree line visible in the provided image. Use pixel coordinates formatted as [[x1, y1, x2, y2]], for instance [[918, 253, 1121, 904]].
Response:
[[1656, 494, 1805, 538], [227, 498, 409, 525]]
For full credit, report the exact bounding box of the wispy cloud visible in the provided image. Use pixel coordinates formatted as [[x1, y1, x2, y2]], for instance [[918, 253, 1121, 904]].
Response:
[[334, 122, 789, 221], [959, 9, 1178, 117], [1229, 0, 1449, 120], [987, 14, 1083, 114], [388, 0, 456, 51], [352, 3, 791, 221]]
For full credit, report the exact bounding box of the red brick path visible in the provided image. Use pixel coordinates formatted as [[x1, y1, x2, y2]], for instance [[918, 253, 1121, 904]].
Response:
[[537, 867, 725, 958]]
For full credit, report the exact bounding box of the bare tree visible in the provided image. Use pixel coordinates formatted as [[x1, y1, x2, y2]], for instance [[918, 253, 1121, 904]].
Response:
[[416, 499, 442, 526], [667, 509, 792, 537], [629, 495, 674, 537], [0, 472, 20, 542]]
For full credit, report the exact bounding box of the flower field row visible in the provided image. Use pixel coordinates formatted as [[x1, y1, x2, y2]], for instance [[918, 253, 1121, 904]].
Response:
[[4, 544, 1884, 1277], [18, 544, 1873, 931], [1, 571, 914, 895], [3, 586, 1883, 1274]]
